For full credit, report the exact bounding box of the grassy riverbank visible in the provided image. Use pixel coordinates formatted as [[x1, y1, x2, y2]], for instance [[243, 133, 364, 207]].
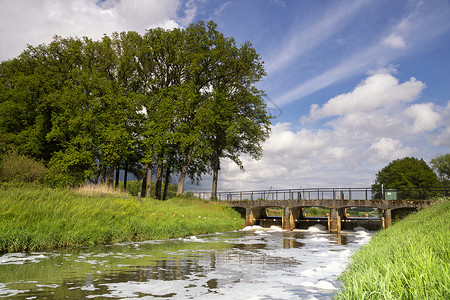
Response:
[[335, 197, 450, 299], [0, 184, 244, 253]]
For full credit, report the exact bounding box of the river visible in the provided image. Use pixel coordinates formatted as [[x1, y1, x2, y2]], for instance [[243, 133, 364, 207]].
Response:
[[0, 225, 372, 299]]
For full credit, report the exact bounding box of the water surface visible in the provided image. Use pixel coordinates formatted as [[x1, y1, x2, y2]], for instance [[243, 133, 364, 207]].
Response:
[[0, 225, 372, 299]]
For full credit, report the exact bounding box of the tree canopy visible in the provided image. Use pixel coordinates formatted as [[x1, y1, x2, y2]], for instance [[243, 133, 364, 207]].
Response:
[[430, 153, 450, 187], [371, 157, 440, 199], [0, 21, 272, 198]]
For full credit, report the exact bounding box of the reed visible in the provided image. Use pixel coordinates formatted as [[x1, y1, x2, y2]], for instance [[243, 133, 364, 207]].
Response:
[[0, 184, 244, 253], [335, 197, 450, 299], [73, 183, 130, 197]]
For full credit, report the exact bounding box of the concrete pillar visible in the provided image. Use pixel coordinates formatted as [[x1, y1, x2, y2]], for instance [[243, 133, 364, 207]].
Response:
[[282, 207, 302, 230], [383, 209, 392, 229], [245, 207, 264, 227], [328, 207, 342, 233]]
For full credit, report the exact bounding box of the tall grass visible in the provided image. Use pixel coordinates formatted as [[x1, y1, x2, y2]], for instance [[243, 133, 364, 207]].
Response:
[[73, 183, 129, 197], [335, 197, 450, 299], [0, 184, 244, 253]]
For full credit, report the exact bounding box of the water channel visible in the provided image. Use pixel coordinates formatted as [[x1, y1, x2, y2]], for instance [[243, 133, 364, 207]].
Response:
[[0, 225, 373, 299]]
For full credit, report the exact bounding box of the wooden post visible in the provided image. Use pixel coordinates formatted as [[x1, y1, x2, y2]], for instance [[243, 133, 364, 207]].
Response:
[[137, 192, 141, 203]]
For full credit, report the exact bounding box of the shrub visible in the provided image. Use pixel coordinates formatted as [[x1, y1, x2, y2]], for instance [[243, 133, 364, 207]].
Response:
[[0, 149, 47, 183]]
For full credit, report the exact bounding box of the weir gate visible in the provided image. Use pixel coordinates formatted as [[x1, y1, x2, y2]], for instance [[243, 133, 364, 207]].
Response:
[[205, 187, 446, 233]]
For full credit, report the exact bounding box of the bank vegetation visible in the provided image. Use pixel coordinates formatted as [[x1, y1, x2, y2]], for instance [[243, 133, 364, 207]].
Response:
[[335, 197, 449, 299], [0, 184, 244, 253]]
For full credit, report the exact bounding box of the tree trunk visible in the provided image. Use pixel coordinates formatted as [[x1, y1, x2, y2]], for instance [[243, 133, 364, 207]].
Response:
[[163, 162, 172, 200], [115, 166, 120, 189], [101, 165, 107, 184], [123, 162, 128, 190], [155, 157, 164, 200], [176, 145, 193, 196], [94, 166, 101, 185], [142, 146, 153, 197], [147, 163, 152, 198], [107, 164, 114, 186], [211, 148, 220, 200], [141, 164, 149, 197]]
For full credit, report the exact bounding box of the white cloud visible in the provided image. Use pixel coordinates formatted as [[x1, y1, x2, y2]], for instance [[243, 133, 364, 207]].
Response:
[[0, 0, 186, 61], [218, 71, 445, 190], [383, 33, 406, 49], [404, 103, 441, 133], [432, 101, 450, 147], [366, 138, 416, 163], [302, 71, 425, 122], [433, 126, 450, 147]]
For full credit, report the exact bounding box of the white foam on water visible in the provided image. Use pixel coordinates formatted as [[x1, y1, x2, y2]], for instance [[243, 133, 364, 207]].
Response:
[[316, 280, 336, 290], [241, 225, 284, 232], [0, 282, 26, 297], [241, 225, 264, 231], [182, 235, 205, 242], [355, 230, 373, 245], [307, 224, 327, 232], [36, 284, 59, 289], [0, 252, 56, 265], [268, 225, 284, 231], [308, 236, 329, 243], [353, 226, 367, 232], [80, 284, 98, 291]]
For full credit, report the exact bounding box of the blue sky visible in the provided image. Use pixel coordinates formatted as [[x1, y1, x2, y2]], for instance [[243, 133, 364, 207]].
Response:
[[1, 0, 449, 191]]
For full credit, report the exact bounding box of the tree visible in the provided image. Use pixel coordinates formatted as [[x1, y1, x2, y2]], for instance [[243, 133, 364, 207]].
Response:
[[172, 21, 272, 198], [372, 157, 440, 199], [0, 22, 272, 192], [205, 40, 271, 199], [430, 153, 450, 187]]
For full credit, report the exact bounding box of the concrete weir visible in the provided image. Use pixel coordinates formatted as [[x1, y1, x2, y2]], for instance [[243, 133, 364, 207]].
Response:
[[228, 198, 431, 233]]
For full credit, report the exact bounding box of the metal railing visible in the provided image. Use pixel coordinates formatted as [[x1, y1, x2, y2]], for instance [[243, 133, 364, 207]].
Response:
[[192, 187, 449, 201]]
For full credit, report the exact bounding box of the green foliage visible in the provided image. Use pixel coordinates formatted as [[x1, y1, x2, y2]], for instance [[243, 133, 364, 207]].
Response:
[[0, 185, 244, 253], [0, 21, 271, 193], [372, 157, 440, 199], [124, 180, 142, 196], [304, 207, 330, 216], [335, 198, 450, 299], [44, 148, 96, 187], [0, 149, 47, 183], [431, 153, 450, 187]]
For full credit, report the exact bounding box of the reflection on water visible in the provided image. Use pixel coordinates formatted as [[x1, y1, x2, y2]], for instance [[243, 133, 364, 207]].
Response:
[[0, 225, 372, 299]]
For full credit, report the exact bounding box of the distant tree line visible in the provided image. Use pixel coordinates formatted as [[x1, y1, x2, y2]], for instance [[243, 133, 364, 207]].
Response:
[[371, 156, 448, 199], [0, 21, 272, 199]]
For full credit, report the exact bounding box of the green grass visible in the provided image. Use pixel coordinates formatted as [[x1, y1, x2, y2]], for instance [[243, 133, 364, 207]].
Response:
[[0, 184, 244, 253], [335, 197, 450, 299], [304, 207, 330, 216]]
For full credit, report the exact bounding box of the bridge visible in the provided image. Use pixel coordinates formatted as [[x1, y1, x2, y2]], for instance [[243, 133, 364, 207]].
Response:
[[205, 187, 447, 233]]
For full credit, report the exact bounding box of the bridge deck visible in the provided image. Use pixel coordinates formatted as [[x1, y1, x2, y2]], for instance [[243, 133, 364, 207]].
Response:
[[207, 187, 447, 202], [224, 198, 432, 210]]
